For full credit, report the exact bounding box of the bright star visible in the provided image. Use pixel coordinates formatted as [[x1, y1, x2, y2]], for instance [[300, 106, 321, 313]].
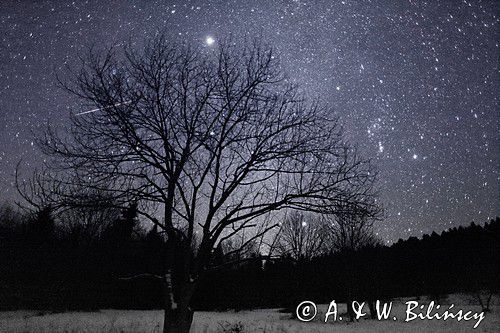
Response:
[[205, 36, 215, 46], [378, 142, 384, 153]]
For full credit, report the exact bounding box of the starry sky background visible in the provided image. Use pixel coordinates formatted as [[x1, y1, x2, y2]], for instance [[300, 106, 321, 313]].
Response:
[[0, 0, 498, 243]]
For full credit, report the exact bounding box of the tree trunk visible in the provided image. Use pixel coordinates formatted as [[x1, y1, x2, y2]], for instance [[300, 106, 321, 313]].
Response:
[[162, 271, 196, 333], [163, 304, 194, 333], [346, 299, 356, 322], [367, 300, 376, 319]]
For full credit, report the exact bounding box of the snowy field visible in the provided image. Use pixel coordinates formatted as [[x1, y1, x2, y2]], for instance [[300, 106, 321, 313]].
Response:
[[0, 294, 498, 332]]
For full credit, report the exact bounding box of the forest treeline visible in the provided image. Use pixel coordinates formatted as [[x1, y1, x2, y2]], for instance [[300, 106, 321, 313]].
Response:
[[0, 203, 498, 311]]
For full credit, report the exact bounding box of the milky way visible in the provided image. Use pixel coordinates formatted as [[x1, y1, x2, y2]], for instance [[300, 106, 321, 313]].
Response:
[[0, 0, 498, 242]]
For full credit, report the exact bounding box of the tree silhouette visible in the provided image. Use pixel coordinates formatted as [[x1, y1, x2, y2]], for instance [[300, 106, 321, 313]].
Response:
[[26, 205, 55, 247], [28, 36, 379, 332], [324, 204, 379, 321], [274, 211, 328, 261], [104, 202, 139, 246]]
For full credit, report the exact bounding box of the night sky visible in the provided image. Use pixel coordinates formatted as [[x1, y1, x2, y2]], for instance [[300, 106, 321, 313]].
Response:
[[0, 0, 498, 243]]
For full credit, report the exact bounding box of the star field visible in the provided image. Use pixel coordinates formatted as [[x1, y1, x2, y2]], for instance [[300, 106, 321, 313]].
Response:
[[0, 0, 498, 242]]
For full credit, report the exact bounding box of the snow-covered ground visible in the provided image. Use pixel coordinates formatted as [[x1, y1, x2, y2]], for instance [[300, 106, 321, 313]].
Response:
[[0, 294, 498, 332]]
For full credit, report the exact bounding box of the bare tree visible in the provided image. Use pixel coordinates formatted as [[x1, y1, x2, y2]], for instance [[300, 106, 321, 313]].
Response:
[[58, 204, 122, 246], [326, 203, 379, 253], [324, 203, 380, 322], [28, 36, 379, 332], [274, 211, 328, 261], [16, 170, 125, 245]]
